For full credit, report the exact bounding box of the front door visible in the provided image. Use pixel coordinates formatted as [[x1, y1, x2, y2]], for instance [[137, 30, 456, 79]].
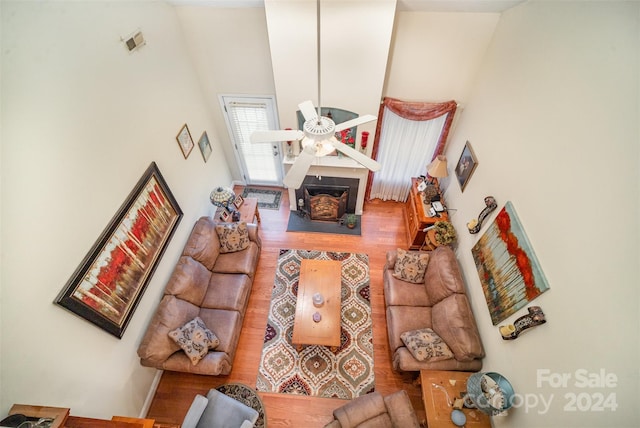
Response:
[[220, 95, 283, 186]]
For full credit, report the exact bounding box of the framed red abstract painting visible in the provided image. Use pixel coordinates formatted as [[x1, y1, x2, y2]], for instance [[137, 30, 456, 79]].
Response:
[[56, 162, 182, 338], [471, 201, 550, 325]]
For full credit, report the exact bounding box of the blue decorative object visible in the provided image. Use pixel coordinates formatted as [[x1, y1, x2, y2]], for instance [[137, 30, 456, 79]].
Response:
[[465, 372, 515, 416], [450, 409, 466, 426]]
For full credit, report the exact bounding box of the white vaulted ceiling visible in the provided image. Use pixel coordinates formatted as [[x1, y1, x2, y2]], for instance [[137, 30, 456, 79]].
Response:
[[167, 0, 525, 13]]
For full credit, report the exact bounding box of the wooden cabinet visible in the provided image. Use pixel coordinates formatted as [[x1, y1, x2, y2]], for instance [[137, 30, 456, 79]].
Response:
[[404, 177, 448, 250]]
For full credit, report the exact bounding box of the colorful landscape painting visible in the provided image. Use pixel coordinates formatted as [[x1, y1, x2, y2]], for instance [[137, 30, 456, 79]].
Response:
[[471, 201, 550, 325], [56, 163, 182, 337]]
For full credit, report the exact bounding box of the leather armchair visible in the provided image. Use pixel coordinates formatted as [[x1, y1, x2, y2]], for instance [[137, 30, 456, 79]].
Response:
[[182, 389, 258, 428], [323, 390, 420, 428]]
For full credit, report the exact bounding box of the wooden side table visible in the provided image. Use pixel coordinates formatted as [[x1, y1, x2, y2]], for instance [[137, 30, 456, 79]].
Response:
[[236, 197, 261, 224], [420, 370, 491, 428]]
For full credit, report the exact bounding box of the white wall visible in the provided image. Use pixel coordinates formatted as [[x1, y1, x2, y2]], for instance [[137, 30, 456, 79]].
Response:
[[173, 6, 277, 182], [385, 11, 500, 103], [264, 0, 397, 157], [0, 1, 231, 418], [440, 1, 639, 426]]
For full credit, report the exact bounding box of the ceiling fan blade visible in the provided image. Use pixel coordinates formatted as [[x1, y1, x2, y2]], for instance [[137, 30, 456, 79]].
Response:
[[334, 114, 377, 132], [331, 141, 381, 172], [298, 100, 318, 122], [250, 129, 304, 144], [283, 146, 316, 189]]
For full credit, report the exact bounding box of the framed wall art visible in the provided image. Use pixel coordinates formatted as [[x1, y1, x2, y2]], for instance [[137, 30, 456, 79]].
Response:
[[455, 141, 478, 192], [198, 131, 212, 162], [176, 123, 194, 159], [471, 201, 550, 325], [56, 162, 183, 338]]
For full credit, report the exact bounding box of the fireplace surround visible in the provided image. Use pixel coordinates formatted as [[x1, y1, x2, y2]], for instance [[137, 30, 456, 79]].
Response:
[[296, 176, 359, 221], [284, 156, 369, 215]]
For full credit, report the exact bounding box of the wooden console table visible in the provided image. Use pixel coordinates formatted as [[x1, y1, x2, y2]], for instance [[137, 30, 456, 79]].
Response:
[[420, 370, 491, 428], [404, 178, 448, 250], [220, 197, 261, 224], [236, 197, 261, 224]]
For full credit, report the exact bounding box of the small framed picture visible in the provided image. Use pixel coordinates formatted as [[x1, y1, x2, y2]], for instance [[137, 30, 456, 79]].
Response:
[[233, 194, 244, 209], [219, 209, 230, 222], [198, 131, 212, 162], [176, 124, 194, 159], [455, 141, 478, 192]]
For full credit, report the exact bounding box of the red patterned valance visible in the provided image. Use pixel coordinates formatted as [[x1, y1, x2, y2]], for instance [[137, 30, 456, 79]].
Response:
[[382, 97, 458, 122]]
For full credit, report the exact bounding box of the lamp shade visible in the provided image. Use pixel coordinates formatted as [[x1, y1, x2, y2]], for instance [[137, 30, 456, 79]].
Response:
[[210, 186, 235, 208], [427, 155, 448, 178]]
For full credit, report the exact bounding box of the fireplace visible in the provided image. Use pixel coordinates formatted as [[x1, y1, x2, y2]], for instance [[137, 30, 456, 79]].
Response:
[[304, 185, 349, 221], [296, 176, 360, 221]]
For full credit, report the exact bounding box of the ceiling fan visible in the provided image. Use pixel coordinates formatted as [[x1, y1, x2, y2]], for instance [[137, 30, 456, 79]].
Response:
[[250, 0, 381, 189]]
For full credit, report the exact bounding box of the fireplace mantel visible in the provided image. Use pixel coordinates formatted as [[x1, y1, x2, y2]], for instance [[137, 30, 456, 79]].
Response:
[[283, 155, 369, 215]]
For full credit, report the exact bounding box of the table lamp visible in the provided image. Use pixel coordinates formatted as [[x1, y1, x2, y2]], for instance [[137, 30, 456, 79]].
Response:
[[423, 155, 448, 203], [210, 186, 238, 220], [427, 154, 448, 184]]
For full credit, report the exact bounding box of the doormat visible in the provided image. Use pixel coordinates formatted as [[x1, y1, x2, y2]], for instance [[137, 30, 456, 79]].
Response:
[[286, 213, 361, 236], [256, 249, 375, 399], [241, 187, 282, 210]]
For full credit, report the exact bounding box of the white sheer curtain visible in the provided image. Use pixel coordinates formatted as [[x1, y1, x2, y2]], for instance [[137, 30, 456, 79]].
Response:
[[369, 107, 448, 201]]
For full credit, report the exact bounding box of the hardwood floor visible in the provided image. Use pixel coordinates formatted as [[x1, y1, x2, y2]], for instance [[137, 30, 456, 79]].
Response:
[[145, 187, 425, 427]]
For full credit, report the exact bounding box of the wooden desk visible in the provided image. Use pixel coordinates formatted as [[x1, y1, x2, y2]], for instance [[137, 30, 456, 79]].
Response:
[[420, 370, 491, 428], [292, 259, 342, 351], [404, 178, 448, 250]]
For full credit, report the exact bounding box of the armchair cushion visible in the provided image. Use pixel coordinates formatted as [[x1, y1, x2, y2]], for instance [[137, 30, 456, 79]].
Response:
[[200, 389, 258, 428], [333, 392, 391, 428], [182, 389, 258, 428], [169, 316, 219, 365], [400, 328, 454, 362], [392, 249, 430, 284], [216, 222, 250, 253]]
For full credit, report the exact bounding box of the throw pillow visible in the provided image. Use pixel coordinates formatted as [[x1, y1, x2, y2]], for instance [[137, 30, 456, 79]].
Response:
[[400, 328, 454, 362], [168, 317, 220, 365], [215, 221, 250, 253], [392, 248, 430, 283]]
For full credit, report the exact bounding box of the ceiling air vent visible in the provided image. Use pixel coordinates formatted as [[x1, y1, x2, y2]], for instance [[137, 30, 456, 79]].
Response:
[[124, 30, 145, 53]]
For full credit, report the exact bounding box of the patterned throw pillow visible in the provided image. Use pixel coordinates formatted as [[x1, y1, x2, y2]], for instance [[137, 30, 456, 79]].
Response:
[[215, 221, 250, 253], [400, 328, 454, 362], [392, 249, 430, 283], [168, 317, 220, 365]]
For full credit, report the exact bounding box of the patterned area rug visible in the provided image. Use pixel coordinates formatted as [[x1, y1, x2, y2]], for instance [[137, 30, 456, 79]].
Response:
[[216, 383, 266, 428], [256, 249, 375, 399], [241, 187, 282, 210]]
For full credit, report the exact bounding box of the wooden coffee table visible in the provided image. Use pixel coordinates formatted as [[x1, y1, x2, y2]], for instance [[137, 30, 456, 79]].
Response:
[[291, 259, 342, 351], [420, 370, 491, 428]]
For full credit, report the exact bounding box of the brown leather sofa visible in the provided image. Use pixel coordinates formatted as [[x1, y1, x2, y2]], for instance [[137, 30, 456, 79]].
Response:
[[384, 246, 484, 372], [323, 390, 420, 428], [137, 216, 261, 375]]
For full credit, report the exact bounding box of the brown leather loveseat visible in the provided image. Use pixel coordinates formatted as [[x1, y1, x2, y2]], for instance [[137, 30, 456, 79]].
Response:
[[137, 216, 261, 375], [383, 246, 484, 373]]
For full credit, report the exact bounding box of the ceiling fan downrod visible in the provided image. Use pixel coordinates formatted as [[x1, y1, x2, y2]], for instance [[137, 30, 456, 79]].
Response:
[[316, 0, 322, 125]]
